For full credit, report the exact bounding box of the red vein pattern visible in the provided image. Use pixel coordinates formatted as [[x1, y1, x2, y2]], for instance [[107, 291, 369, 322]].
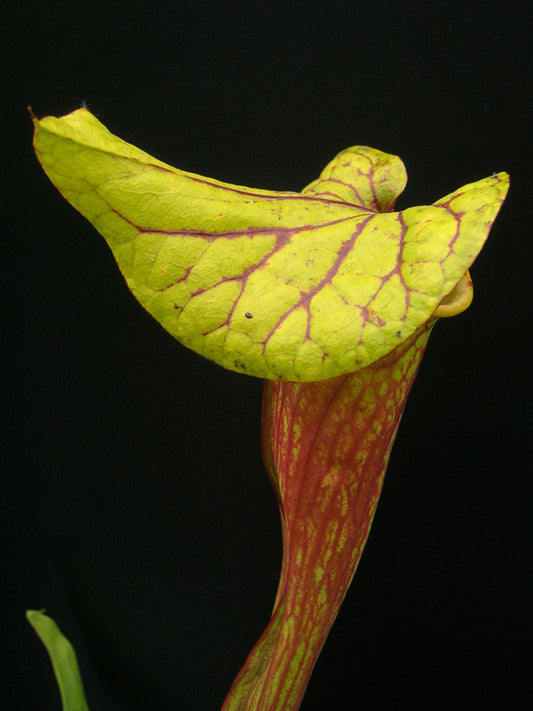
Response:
[[90, 173, 505, 381], [223, 323, 434, 710], [33, 110, 509, 381]]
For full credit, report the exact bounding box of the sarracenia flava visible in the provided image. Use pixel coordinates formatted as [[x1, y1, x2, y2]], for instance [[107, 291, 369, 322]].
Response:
[[30, 108, 509, 710]]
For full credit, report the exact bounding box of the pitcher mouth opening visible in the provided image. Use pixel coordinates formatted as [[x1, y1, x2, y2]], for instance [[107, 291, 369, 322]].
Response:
[[434, 271, 473, 318]]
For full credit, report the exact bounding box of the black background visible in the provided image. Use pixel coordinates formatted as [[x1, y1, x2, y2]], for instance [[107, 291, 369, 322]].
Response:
[[4, 1, 531, 709]]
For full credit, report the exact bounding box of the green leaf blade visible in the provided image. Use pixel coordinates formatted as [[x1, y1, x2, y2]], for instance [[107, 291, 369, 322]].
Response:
[[26, 610, 90, 711]]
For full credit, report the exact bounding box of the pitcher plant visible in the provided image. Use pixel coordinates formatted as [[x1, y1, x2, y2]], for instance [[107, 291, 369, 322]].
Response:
[[28, 108, 509, 710]]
